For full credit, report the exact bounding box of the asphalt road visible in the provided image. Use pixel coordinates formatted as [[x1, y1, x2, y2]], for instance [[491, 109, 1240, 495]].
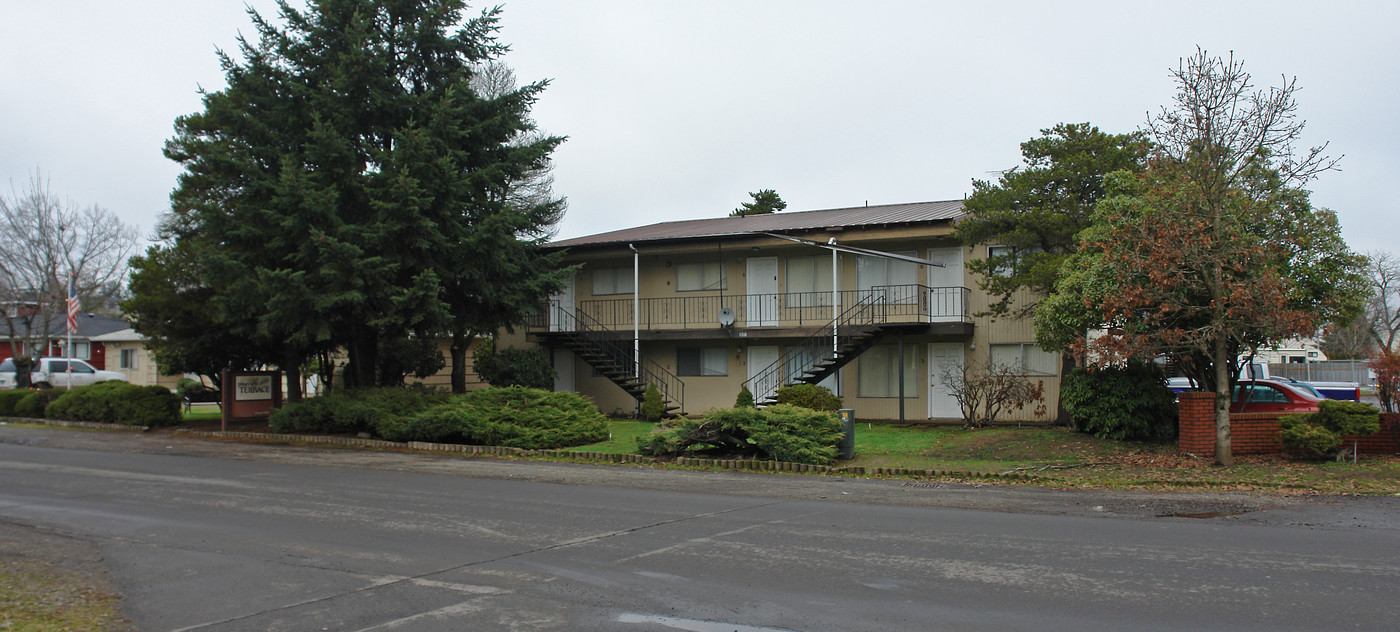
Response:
[[1, 426, 1398, 631]]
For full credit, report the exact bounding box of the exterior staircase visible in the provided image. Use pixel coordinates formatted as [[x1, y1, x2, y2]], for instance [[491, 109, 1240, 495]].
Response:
[[744, 293, 890, 405], [546, 305, 684, 415]]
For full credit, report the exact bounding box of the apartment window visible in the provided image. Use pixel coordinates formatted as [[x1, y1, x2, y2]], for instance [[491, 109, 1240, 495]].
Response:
[[677, 347, 727, 376], [987, 245, 1017, 277], [857, 252, 918, 304], [676, 262, 726, 292], [785, 256, 832, 306], [989, 343, 1058, 376], [592, 267, 634, 295], [120, 348, 138, 370], [858, 344, 919, 397]]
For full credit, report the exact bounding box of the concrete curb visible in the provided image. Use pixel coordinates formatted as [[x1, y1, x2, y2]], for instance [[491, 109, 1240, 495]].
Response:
[[2, 417, 148, 433], [7, 422, 1031, 483], [167, 430, 1032, 481]]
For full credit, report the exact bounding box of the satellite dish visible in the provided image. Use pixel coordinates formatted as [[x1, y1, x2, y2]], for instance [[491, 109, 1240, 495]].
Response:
[[718, 307, 736, 327]]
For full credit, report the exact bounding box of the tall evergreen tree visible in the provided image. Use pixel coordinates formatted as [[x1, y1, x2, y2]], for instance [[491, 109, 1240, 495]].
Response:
[[145, 0, 567, 397], [731, 189, 787, 217]]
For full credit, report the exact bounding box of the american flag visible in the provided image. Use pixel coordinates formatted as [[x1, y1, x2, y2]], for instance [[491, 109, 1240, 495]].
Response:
[[66, 274, 78, 334]]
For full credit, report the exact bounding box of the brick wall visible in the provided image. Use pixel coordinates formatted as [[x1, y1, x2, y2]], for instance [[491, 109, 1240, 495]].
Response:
[[1178, 392, 1400, 456]]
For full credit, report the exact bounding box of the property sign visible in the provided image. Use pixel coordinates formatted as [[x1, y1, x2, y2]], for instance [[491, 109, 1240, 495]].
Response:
[[221, 369, 283, 430]]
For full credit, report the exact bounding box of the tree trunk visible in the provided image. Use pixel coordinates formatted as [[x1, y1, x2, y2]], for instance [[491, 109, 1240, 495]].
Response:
[[1053, 352, 1076, 426], [282, 349, 303, 403], [1213, 334, 1233, 466], [450, 329, 476, 394]]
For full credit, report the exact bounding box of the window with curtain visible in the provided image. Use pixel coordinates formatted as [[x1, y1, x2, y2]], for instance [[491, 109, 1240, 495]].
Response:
[[677, 347, 728, 376], [858, 344, 919, 397], [676, 262, 726, 292], [785, 256, 832, 307], [857, 252, 918, 303], [592, 267, 634, 295], [120, 348, 138, 370], [989, 343, 1058, 375]]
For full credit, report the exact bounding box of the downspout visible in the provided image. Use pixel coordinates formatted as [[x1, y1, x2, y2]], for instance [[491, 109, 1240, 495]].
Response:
[[830, 238, 839, 354], [629, 244, 639, 380]]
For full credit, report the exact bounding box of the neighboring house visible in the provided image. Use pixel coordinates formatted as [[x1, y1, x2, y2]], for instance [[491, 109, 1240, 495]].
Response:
[[498, 200, 1059, 423], [1, 312, 130, 370], [1255, 337, 1328, 364], [89, 328, 183, 390]]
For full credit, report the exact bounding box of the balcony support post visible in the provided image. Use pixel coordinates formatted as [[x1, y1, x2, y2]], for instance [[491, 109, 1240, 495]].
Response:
[[630, 244, 639, 380], [831, 238, 839, 354]]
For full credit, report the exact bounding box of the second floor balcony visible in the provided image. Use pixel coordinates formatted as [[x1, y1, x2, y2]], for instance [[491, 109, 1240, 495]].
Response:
[[536, 284, 971, 334]]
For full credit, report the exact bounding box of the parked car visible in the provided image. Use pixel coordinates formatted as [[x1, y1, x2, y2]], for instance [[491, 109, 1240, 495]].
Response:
[[0, 357, 128, 390], [1231, 379, 1322, 413]]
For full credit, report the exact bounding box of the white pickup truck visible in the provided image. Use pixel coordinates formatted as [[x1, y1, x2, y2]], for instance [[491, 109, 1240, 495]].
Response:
[[0, 357, 128, 389]]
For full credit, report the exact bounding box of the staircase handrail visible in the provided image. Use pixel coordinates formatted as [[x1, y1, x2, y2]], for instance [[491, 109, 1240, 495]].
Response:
[[742, 291, 887, 401], [552, 302, 685, 412]]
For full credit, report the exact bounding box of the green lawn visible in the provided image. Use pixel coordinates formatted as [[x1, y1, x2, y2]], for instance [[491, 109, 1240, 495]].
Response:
[[566, 419, 1400, 494]]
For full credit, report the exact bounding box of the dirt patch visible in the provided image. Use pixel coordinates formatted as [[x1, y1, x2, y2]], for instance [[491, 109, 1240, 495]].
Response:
[[0, 520, 134, 631]]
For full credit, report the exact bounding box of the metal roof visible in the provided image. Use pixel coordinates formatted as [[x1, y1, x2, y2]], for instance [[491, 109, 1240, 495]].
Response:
[[548, 200, 965, 249]]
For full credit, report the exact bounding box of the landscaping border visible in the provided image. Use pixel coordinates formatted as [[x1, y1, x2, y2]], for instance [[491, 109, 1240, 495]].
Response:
[[1, 417, 148, 433]]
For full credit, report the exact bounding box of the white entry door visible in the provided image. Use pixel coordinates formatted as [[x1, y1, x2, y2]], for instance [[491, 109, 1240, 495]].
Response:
[[746, 257, 779, 326], [550, 276, 575, 331], [928, 343, 963, 419], [926, 247, 964, 322], [553, 348, 575, 392], [747, 345, 780, 402]]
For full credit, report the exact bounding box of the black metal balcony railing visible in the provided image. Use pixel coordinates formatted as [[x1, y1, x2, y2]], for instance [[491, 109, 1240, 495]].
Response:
[[553, 285, 969, 330]]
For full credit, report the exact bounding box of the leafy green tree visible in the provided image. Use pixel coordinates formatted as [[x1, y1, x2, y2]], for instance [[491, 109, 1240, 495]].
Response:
[[730, 189, 787, 217], [955, 123, 1148, 319], [471, 338, 555, 389], [122, 242, 264, 389], [1042, 50, 1367, 465], [149, 0, 566, 397]]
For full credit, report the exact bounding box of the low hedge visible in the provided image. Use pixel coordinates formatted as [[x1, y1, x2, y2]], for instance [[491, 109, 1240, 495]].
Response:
[[43, 381, 181, 426], [14, 389, 66, 419], [0, 389, 29, 416], [269, 386, 449, 435], [638, 404, 843, 465], [386, 387, 607, 449]]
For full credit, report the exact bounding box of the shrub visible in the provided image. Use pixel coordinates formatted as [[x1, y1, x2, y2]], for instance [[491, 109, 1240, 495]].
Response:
[[14, 389, 65, 418], [638, 404, 842, 465], [269, 386, 449, 435], [43, 382, 181, 426], [734, 385, 755, 408], [392, 387, 607, 449], [472, 339, 555, 389], [1061, 361, 1178, 440], [639, 384, 665, 421], [1280, 400, 1381, 460], [0, 389, 29, 416], [774, 383, 842, 412]]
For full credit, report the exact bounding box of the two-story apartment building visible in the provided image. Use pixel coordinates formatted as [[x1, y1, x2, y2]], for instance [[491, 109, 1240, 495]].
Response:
[[501, 201, 1059, 423]]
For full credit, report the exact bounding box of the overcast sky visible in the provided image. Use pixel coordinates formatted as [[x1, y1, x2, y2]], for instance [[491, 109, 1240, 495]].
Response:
[[3, 1, 1396, 254]]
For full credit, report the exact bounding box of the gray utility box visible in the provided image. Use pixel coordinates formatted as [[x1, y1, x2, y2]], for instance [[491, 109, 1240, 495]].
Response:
[[837, 409, 856, 460]]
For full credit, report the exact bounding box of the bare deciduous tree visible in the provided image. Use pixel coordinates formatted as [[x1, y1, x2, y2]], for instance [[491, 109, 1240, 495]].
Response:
[[1365, 251, 1400, 351], [0, 171, 138, 385], [937, 360, 1039, 429]]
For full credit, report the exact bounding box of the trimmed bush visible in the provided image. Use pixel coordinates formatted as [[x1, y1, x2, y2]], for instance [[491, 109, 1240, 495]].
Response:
[[269, 386, 449, 435], [734, 385, 755, 408], [472, 339, 555, 389], [14, 389, 66, 418], [391, 386, 607, 449], [1280, 400, 1381, 460], [1061, 361, 1177, 440], [774, 383, 842, 412], [43, 382, 181, 426], [638, 404, 842, 465], [0, 389, 29, 416], [639, 384, 665, 421]]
